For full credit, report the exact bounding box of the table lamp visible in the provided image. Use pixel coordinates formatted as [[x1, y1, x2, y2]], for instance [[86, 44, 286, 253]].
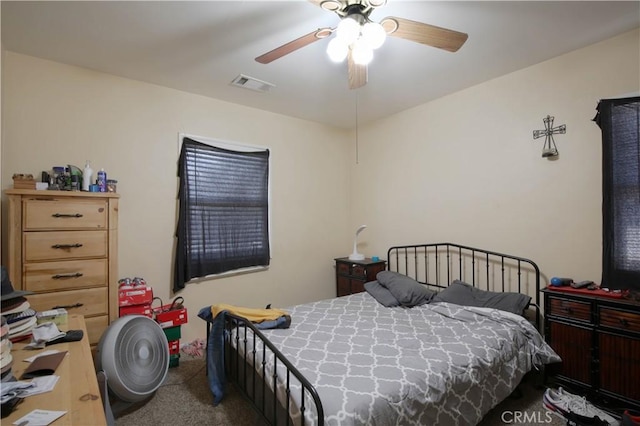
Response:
[[348, 225, 367, 261]]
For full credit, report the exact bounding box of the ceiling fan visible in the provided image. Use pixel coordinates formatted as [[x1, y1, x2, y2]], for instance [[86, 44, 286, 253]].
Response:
[[255, 0, 468, 90]]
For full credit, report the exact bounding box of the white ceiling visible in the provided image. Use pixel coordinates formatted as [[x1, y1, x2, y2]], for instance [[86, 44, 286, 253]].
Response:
[[2, 1, 639, 129]]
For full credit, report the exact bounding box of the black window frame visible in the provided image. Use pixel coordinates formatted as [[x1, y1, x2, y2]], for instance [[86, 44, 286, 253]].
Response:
[[174, 136, 270, 291]]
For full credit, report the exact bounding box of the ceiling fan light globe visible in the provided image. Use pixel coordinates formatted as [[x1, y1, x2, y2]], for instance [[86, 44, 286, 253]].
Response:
[[336, 17, 361, 45], [327, 38, 348, 62], [362, 22, 386, 49], [352, 42, 373, 65]]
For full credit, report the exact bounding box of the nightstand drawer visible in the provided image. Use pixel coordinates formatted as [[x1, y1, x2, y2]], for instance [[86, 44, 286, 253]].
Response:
[[337, 262, 367, 278], [599, 307, 640, 333], [337, 262, 351, 276], [24, 230, 108, 261], [548, 297, 591, 322], [351, 264, 366, 278], [23, 198, 108, 230], [335, 257, 386, 297]]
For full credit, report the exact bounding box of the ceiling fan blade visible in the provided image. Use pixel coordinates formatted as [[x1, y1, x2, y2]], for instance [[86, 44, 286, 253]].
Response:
[[255, 28, 332, 64], [348, 52, 367, 89], [380, 17, 468, 52]]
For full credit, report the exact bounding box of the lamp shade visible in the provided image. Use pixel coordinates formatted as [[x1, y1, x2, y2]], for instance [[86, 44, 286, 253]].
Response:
[[352, 40, 373, 65], [336, 17, 360, 45], [362, 22, 386, 49], [327, 38, 349, 62]]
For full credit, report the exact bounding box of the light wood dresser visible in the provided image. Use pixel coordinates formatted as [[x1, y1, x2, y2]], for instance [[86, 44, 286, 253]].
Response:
[[5, 189, 119, 346]]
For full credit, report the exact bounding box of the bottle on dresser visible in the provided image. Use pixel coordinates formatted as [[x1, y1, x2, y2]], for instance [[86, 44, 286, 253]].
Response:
[[97, 168, 107, 192], [82, 161, 93, 192]]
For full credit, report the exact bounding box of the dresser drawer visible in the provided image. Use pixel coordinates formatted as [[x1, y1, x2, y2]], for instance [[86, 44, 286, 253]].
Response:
[[548, 297, 592, 322], [24, 259, 108, 292], [24, 230, 107, 261], [85, 315, 109, 346], [599, 307, 640, 334], [27, 287, 108, 317], [23, 198, 108, 230]]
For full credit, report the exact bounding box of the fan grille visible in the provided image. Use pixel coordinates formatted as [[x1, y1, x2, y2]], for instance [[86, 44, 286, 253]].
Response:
[[98, 315, 169, 402]]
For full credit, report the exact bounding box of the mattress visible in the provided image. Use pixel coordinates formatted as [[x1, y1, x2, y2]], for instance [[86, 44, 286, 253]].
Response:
[[231, 292, 561, 425]]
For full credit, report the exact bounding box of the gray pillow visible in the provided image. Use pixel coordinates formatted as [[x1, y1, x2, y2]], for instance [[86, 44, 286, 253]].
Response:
[[364, 281, 401, 307], [376, 271, 435, 307], [432, 280, 531, 315]]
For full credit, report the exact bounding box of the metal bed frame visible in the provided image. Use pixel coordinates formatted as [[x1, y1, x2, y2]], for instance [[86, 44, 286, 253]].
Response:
[[208, 242, 542, 425]]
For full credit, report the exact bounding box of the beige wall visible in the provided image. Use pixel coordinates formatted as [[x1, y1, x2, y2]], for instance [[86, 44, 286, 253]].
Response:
[[1, 28, 638, 343], [1, 9, 3, 261], [1, 52, 351, 343], [349, 29, 640, 294]]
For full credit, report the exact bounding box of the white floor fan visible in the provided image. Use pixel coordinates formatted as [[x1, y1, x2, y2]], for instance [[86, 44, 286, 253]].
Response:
[[96, 315, 170, 424]]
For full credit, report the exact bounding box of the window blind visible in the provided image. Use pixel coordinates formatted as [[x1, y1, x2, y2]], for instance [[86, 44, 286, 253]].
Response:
[[174, 137, 270, 291], [596, 96, 640, 290]]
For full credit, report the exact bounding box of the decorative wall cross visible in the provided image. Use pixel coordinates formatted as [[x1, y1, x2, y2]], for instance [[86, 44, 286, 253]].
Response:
[[533, 115, 566, 158]]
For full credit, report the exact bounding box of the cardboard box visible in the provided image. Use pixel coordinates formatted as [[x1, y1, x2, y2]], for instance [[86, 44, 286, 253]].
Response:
[[162, 326, 181, 341], [119, 304, 153, 318], [36, 308, 68, 326], [154, 306, 188, 329], [118, 285, 153, 307], [168, 339, 180, 355], [12, 174, 36, 190], [153, 297, 188, 329], [169, 354, 180, 368]]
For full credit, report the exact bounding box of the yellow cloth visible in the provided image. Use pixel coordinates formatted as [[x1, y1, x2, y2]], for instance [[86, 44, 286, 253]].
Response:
[[210, 303, 288, 323]]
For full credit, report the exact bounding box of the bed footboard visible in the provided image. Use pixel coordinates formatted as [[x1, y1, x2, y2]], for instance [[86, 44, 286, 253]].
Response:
[[213, 314, 324, 426], [387, 242, 542, 329]]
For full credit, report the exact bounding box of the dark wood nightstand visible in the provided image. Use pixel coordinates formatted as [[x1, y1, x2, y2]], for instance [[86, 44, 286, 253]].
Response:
[[334, 257, 386, 297], [542, 287, 640, 410]]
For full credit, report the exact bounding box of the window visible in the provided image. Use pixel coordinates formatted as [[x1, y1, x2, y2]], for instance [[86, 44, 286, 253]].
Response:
[[595, 96, 640, 291], [174, 136, 270, 291]]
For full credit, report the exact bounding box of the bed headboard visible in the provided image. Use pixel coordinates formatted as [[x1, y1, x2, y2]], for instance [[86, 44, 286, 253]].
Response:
[[386, 242, 541, 329]]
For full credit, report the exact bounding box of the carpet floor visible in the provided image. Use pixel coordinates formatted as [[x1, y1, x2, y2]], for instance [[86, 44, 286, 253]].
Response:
[[114, 355, 566, 426]]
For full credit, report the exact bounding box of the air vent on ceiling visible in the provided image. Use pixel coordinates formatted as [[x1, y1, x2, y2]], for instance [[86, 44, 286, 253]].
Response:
[[230, 74, 275, 93]]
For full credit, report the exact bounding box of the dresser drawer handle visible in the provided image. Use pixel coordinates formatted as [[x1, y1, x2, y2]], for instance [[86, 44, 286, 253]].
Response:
[[52, 213, 84, 218], [52, 272, 83, 279], [52, 302, 83, 309], [619, 318, 629, 327], [51, 243, 83, 249]]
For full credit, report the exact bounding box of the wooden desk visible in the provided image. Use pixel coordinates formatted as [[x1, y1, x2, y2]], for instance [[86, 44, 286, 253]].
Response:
[[5, 314, 107, 425]]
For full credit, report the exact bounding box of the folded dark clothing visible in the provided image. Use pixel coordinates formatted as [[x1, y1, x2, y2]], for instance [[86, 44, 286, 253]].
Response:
[[46, 329, 83, 345], [565, 411, 613, 426]]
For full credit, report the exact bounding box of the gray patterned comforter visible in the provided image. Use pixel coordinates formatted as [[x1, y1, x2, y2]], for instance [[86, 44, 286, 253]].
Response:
[[234, 292, 560, 425]]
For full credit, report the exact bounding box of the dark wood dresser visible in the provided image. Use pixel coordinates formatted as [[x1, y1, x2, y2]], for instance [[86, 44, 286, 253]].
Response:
[[542, 287, 640, 410], [334, 257, 386, 297]]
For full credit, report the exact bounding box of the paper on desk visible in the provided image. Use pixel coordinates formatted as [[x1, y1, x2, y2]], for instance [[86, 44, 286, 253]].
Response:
[[0, 381, 34, 403], [18, 376, 60, 398], [12, 409, 66, 425], [22, 350, 62, 363], [0, 376, 59, 402]]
